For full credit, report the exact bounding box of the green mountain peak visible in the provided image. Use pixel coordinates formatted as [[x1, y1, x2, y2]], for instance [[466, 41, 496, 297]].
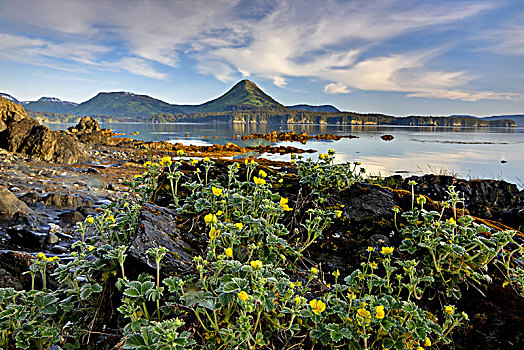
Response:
[[187, 79, 282, 113]]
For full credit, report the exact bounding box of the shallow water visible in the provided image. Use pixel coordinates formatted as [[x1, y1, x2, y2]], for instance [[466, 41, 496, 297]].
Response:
[[47, 122, 524, 187]]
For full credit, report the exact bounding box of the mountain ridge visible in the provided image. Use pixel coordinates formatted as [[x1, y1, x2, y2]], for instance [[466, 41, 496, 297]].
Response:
[[3, 82, 522, 126]]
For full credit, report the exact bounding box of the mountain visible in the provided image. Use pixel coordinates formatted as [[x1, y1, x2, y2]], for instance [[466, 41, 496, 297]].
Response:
[[483, 115, 524, 127], [286, 104, 340, 112], [24, 97, 78, 114], [178, 80, 283, 113], [74, 92, 184, 117], [0, 93, 21, 105]]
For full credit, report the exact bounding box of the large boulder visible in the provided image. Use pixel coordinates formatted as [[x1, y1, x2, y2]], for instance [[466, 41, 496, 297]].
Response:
[[0, 96, 89, 163], [125, 203, 198, 277], [0, 185, 32, 222]]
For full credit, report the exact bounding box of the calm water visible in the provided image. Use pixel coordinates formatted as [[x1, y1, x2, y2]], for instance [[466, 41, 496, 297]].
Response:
[[48, 122, 524, 187]]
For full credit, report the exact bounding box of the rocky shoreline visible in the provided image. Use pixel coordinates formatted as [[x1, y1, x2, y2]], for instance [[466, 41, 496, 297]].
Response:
[[1, 95, 524, 349]]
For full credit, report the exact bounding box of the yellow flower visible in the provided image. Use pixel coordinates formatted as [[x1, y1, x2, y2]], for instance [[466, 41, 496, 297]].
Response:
[[258, 169, 267, 178], [309, 299, 326, 315], [310, 267, 318, 274], [204, 213, 217, 224], [375, 305, 385, 319], [143, 161, 152, 167], [319, 153, 326, 160], [328, 148, 335, 153], [86, 216, 94, 225], [333, 269, 340, 278], [356, 308, 371, 325], [253, 176, 266, 186], [250, 260, 263, 270], [370, 262, 378, 269], [105, 215, 116, 224], [203, 157, 210, 162], [348, 292, 356, 300], [133, 174, 142, 179], [445, 306, 454, 315], [88, 245, 95, 252], [280, 197, 292, 211], [177, 149, 185, 156], [37, 252, 46, 260], [424, 338, 432, 347], [448, 217, 456, 225], [278, 178, 283, 183], [191, 159, 199, 166], [160, 156, 172, 167], [225, 247, 233, 258], [335, 210, 342, 218], [209, 227, 220, 240], [314, 164, 319, 169], [367, 246, 375, 252], [294, 296, 302, 304], [416, 347, 424, 350], [381, 246, 394, 255], [238, 291, 249, 301], [235, 223, 243, 231], [212, 186, 223, 196], [216, 210, 223, 216]]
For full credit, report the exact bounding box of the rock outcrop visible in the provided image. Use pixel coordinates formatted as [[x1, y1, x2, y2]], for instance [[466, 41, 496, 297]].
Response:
[[67, 116, 114, 144], [0, 96, 89, 163]]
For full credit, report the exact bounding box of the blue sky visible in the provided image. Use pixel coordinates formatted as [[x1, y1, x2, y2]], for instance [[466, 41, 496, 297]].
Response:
[[1, 0, 524, 116]]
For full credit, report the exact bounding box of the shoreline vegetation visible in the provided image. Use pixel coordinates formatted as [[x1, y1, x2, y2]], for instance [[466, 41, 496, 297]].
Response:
[[1, 96, 524, 349], [29, 108, 516, 127]]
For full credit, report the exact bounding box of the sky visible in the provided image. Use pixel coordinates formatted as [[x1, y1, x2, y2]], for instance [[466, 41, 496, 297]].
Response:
[[1, 0, 524, 116]]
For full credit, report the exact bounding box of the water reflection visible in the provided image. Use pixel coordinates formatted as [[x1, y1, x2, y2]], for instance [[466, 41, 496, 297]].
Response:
[[45, 122, 524, 186]]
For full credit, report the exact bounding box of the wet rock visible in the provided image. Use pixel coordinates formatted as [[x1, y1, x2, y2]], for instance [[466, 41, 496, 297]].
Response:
[[58, 210, 85, 226], [380, 134, 394, 141], [0, 185, 32, 222], [87, 167, 100, 174], [41, 192, 84, 209], [46, 232, 59, 244], [6, 213, 50, 248], [126, 203, 196, 277]]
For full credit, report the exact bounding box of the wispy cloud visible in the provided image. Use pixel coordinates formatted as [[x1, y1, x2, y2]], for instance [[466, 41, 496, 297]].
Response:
[[0, 0, 519, 102], [483, 22, 524, 56]]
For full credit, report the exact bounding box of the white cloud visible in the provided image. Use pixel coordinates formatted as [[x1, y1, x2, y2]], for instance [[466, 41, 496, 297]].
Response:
[[116, 57, 166, 80], [324, 83, 350, 94], [1, 0, 519, 101]]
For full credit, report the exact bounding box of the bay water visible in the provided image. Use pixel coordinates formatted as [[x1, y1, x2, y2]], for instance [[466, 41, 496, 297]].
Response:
[[47, 122, 524, 187]]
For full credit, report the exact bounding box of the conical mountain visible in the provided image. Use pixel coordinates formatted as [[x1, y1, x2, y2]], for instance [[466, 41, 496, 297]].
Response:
[[74, 92, 185, 117], [181, 80, 283, 113]]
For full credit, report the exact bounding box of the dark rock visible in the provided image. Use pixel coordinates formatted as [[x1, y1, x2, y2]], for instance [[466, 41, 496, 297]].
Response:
[[380, 134, 394, 141], [87, 167, 100, 174], [6, 213, 50, 248], [126, 203, 197, 277], [58, 210, 85, 226], [41, 192, 84, 209], [0, 250, 34, 289], [393, 175, 524, 231], [0, 96, 89, 163], [0, 185, 32, 222]]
